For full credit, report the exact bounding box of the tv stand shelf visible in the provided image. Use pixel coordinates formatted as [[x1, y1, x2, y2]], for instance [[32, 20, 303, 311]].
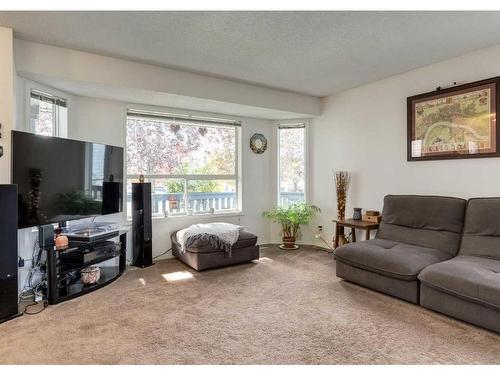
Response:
[[45, 231, 127, 305]]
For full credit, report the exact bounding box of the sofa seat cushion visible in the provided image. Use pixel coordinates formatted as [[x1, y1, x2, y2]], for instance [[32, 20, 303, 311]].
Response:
[[334, 239, 452, 281], [418, 255, 500, 311], [171, 230, 257, 254]]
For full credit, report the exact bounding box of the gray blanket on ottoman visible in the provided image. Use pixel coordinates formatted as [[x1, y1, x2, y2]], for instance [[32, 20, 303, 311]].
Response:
[[175, 222, 242, 256]]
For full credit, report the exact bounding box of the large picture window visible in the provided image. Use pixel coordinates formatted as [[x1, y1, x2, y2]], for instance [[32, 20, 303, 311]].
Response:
[[30, 90, 67, 136], [278, 123, 306, 207], [126, 110, 240, 217]]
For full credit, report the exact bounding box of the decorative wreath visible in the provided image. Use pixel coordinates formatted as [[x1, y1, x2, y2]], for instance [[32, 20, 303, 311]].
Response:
[[250, 133, 268, 154]]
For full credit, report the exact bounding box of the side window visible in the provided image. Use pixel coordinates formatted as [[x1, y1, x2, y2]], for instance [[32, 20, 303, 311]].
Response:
[[278, 124, 306, 207], [30, 90, 67, 136]]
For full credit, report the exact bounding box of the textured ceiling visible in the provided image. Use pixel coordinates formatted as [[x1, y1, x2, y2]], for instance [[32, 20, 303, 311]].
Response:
[[2, 11, 500, 96]]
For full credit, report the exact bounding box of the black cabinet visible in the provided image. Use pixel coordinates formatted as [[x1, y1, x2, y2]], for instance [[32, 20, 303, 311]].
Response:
[[45, 232, 127, 305], [131, 183, 153, 267]]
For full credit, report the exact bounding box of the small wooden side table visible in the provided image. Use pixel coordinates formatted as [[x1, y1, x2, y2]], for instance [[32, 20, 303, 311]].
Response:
[[332, 218, 379, 249]]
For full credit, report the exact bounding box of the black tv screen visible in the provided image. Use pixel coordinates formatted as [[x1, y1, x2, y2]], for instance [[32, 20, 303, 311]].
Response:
[[12, 131, 124, 228]]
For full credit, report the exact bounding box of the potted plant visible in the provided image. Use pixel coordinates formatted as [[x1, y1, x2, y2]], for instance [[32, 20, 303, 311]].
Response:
[[263, 202, 320, 249]]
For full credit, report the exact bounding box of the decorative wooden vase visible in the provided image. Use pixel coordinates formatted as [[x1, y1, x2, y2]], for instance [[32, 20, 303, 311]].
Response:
[[335, 171, 351, 246]]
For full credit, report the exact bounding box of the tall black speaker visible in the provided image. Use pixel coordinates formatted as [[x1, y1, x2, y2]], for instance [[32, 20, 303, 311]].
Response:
[[131, 182, 153, 267], [0, 184, 19, 322]]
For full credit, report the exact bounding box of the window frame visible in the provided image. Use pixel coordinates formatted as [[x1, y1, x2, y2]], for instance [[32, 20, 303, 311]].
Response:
[[276, 120, 310, 207], [125, 109, 242, 218], [29, 89, 68, 137]]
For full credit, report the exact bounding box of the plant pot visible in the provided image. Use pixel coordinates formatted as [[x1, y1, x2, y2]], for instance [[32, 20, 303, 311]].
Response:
[[280, 236, 299, 250]]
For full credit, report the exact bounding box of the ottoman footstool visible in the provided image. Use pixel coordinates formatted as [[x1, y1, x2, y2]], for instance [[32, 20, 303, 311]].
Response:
[[171, 230, 259, 271]]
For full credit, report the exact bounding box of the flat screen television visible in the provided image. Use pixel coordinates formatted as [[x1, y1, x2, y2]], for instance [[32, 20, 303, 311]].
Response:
[[12, 131, 124, 229]]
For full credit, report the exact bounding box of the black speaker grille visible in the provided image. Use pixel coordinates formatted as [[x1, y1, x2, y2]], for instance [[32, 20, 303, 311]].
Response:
[[0, 185, 19, 321]]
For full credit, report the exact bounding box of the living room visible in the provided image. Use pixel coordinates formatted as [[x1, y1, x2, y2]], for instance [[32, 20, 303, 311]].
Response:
[[0, 1, 500, 371]]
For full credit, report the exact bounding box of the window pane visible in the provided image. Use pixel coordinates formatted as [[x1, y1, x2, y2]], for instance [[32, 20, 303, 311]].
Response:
[[30, 97, 54, 136], [88, 143, 105, 201], [126, 118, 236, 175], [187, 180, 236, 213], [126, 178, 186, 217], [157, 178, 186, 216], [91, 144, 105, 188], [279, 127, 305, 207]]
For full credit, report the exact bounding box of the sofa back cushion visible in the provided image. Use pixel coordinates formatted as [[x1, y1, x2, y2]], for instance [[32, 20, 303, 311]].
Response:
[[460, 198, 500, 259], [376, 195, 466, 255]]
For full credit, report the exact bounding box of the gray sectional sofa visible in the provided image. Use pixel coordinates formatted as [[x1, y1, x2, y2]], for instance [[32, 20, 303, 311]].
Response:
[[335, 195, 500, 334]]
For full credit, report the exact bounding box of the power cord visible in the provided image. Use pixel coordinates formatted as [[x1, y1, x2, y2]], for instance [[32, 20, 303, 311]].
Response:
[[21, 280, 49, 315], [125, 248, 173, 265], [317, 236, 335, 253], [153, 248, 172, 260], [20, 241, 46, 299], [23, 300, 48, 315], [19, 240, 50, 313]]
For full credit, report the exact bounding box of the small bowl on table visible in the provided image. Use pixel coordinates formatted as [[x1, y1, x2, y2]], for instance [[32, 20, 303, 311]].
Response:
[[80, 266, 101, 285]]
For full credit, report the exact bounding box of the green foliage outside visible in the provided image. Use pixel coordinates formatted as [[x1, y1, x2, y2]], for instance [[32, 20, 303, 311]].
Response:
[[127, 118, 236, 194], [164, 180, 219, 193], [163, 162, 224, 193]]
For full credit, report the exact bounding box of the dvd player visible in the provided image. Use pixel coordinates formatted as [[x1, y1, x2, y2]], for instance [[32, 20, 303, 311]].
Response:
[[59, 241, 120, 265]]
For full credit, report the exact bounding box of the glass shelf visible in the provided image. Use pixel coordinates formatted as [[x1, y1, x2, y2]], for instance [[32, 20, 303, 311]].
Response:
[[57, 264, 122, 302], [57, 249, 123, 275]]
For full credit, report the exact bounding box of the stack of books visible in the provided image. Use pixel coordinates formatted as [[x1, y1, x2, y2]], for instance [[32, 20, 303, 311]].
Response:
[[362, 210, 381, 223]]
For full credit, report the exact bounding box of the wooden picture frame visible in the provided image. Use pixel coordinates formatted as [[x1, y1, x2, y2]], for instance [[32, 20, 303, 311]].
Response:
[[407, 76, 500, 161]]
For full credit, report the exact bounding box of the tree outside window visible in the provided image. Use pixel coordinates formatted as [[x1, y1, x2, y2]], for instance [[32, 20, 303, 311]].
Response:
[[126, 114, 239, 217], [278, 125, 306, 207]]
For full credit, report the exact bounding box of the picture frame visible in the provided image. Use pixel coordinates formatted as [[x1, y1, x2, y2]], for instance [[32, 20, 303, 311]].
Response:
[[407, 76, 500, 161]]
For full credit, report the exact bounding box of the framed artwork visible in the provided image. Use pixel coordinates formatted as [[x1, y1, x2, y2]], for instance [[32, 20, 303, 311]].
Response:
[[407, 77, 500, 161]]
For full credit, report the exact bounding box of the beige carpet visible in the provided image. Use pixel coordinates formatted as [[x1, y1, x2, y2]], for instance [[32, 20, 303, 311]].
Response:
[[1, 245, 499, 364]]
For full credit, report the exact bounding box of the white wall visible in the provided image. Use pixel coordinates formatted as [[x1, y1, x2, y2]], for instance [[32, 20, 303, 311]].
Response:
[[14, 39, 320, 118], [311, 43, 500, 245], [0, 27, 14, 183], [69, 96, 125, 146]]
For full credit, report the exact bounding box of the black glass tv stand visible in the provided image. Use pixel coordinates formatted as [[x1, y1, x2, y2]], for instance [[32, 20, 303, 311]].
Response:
[[45, 231, 127, 305]]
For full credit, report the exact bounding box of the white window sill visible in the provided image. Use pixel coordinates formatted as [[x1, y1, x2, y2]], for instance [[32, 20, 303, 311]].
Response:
[[124, 211, 244, 225]]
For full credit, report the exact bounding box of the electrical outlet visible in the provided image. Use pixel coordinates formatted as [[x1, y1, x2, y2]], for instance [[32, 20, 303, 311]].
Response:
[[314, 225, 323, 239], [18, 257, 25, 268]]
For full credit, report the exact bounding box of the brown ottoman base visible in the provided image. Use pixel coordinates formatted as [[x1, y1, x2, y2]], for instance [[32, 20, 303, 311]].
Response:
[[171, 230, 259, 271]]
